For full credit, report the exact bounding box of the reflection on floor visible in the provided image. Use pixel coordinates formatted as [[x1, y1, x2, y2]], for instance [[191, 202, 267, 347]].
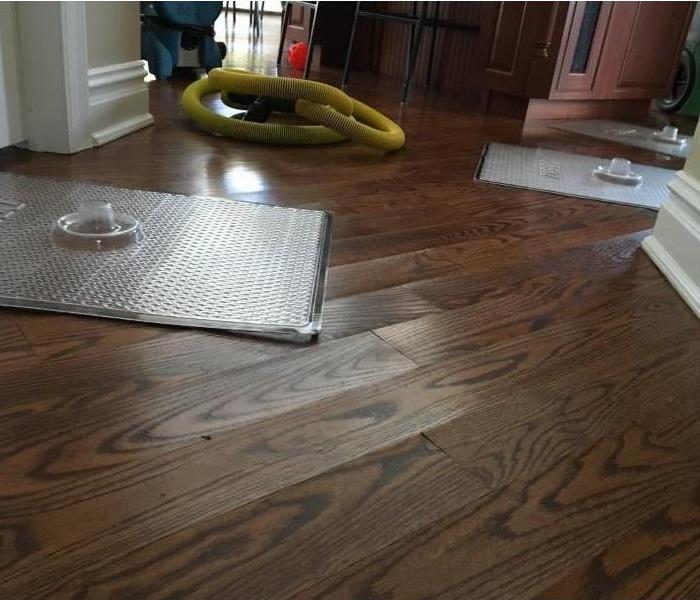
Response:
[[215, 9, 283, 75]]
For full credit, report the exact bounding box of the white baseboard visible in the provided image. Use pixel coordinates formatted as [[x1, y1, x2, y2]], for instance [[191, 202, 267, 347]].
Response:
[[643, 170, 700, 320], [87, 59, 153, 146], [91, 113, 155, 147], [642, 236, 700, 318]]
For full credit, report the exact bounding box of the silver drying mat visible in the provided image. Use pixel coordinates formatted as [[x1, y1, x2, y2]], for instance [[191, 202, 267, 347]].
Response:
[[549, 119, 691, 158], [475, 143, 675, 211], [0, 172, 332, 342]]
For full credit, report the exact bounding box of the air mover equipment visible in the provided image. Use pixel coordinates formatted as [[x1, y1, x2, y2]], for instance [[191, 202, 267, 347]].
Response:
[[141, 2, 226, 79], [659, 7, 700, 117], [182, 69, 406, 150]]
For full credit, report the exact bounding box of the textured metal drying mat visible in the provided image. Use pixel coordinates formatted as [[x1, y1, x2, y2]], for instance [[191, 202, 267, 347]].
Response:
[[475, 143, 675, 211], [0, 172, 332, 342], [550, 120, 691, 158]]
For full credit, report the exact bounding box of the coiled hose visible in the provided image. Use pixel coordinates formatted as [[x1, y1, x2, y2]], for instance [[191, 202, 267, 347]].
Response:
[[181, 69, 405, 150]]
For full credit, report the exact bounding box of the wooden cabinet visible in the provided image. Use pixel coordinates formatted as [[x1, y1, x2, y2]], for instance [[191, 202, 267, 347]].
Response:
[[598, 2, 693, 99], [481, 1, 695, 119]]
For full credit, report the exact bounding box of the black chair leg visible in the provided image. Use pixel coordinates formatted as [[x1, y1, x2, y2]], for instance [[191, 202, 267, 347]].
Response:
[[405, 1, 417, 81], [402, 20, 424, 103], [303, 5, 319, 79], [426, 1, 438, 87], [253, 1, 260, 36], [342, 1, 361, 88], [277, 1, 292, 67]]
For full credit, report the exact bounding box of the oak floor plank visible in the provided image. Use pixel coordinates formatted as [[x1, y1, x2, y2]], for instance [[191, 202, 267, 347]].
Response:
[[375, 259, 662, 366], [0, 332, 416, 470], [632, 367, 700, 464], [331, 203, 474, 239], [1, 278, 693, 594], [12, 311, 287, 366], [402, 230, 645, 317], [424, 330, 700, 493], [324, 228, 652, 342], [325, 248, 463, 300], [0, 326, 292, 418], [330, 199, 652, 266], [325, 224, 649, 303], [431, 225, 650, 281], [321, 286, 444, 339], [296, 425, 700, 600], [37, 437, 488, 600], [0, 321, 35, 367], [533, 485, 700, 600]]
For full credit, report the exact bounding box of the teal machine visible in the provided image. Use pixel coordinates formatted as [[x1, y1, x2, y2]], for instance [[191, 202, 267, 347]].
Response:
[[660, 3, 700, 117]]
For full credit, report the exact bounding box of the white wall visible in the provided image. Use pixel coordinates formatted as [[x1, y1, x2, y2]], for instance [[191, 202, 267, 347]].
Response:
[[85, 1, 140, 68], [0, 3, 25, 148]]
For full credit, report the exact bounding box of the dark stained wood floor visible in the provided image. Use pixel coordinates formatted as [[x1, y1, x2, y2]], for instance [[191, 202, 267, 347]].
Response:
[[1, 64, 700, 600]]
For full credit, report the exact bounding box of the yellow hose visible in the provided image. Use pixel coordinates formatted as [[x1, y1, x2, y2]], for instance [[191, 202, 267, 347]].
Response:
[[210, 68, 354, 116], [182, 69, 405, 150], [182, 77, 346, 145], [295, 98, 405, 152]]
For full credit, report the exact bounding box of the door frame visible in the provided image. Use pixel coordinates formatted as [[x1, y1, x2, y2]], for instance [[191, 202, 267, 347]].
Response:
[[15, 1, 92, 153]]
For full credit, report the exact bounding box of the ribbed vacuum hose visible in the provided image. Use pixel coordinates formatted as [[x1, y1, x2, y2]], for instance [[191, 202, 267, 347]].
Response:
[[182, 69, 405, 150]]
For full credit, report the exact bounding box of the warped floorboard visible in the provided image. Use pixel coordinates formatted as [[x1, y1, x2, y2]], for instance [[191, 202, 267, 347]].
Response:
[[1, 64, 699, 600]]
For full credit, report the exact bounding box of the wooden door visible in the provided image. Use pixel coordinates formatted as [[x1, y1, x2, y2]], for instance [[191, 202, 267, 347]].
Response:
[[481, 2, 541, 95], [481, 2, 571, 98], [597, 1, 694, 100]]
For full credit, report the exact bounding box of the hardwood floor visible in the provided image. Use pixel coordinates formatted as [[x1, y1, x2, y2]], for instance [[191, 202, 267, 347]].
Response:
[[1, 58, 700, 599]]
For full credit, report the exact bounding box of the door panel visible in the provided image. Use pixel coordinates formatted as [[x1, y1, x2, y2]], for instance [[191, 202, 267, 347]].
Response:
[[486, 3, 527, 73], [600, 1, 694, 99], [481, 2, 554, 95]]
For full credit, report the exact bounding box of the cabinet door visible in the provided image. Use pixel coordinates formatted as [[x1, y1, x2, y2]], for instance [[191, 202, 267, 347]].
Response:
[[551, 1, 613, 98], [481, 2, 543, 95], [598, 1, 694, 99]]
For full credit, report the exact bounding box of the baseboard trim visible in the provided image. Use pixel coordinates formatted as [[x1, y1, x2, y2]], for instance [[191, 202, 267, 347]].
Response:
[[87, 60, 152, 146], [643, 167, 700, 321], [669, 170, 700, 216], [91, 113, 154, 147], [88, 60, 148, 97], [642, 235, 700, 319]]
